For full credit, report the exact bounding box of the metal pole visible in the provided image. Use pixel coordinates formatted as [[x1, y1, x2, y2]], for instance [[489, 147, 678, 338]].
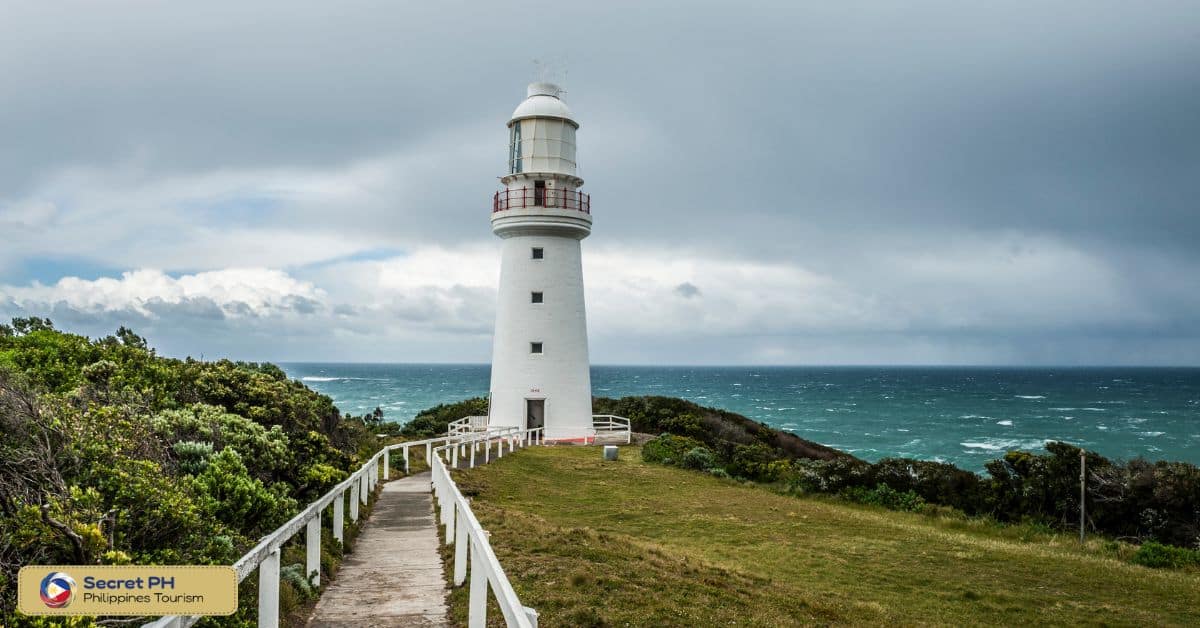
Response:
[[1079, 449, 1086, 543]]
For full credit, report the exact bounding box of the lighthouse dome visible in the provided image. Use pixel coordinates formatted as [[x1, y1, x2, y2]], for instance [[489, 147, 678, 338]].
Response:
[[506, 82, 579, 176], [510, 82, 577, 127]]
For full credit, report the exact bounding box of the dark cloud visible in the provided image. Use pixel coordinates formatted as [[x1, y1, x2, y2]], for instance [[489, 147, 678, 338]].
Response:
[[674, 283, 701, 299], [1, 1, 1199, 363]]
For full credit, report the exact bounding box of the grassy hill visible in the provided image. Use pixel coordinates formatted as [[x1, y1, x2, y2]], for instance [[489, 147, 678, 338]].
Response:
[[449, 446, 1200, 627]]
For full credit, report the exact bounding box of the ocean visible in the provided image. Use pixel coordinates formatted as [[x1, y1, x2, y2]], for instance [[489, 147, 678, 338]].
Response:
[[279, 364, 1200, 471]]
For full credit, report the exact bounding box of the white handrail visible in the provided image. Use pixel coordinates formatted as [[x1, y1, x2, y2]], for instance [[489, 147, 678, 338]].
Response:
[[448, 415, 491, 435], [432, 427, 543, 628], [143, 432, 471, 628], [592, 414, 632, 444]]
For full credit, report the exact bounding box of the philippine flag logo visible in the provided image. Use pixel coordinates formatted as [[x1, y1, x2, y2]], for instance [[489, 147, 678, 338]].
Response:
[[39, 571, 75, 609]]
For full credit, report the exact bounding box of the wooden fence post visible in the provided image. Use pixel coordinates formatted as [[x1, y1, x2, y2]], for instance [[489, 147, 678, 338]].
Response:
[[469, 540, 488, 628], [258, 547, 280, 628], [333, 491, 345, 542], [307, 513, 321, 587]]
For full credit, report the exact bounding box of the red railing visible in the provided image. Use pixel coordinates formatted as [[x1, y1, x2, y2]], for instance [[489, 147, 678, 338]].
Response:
[[493, 187, 590, 214]]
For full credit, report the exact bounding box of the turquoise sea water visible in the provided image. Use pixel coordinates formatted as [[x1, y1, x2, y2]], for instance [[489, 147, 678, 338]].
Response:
[[280, 364, 1200, 471]]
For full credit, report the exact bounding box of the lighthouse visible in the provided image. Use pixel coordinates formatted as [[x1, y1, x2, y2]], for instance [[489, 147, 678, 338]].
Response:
[[487, 82, 594, 442]]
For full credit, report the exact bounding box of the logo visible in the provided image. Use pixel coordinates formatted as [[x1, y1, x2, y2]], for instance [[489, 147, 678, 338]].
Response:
[[39, 572, 75, 609]]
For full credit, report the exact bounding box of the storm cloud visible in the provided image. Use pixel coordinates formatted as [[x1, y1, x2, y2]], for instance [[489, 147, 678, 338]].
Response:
[[2, 1, 1198, 364]]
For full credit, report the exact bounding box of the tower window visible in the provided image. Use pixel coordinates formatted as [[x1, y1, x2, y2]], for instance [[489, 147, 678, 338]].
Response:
[[531, 291, 543, 303], [509, 122, 523, 174], [531, 247, 544, 259], [533, 180, 545, 206], [530, 342, 543, 354]]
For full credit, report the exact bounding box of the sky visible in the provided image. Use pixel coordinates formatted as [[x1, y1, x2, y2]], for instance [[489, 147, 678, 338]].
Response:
[[2, 1, 1199, 365]]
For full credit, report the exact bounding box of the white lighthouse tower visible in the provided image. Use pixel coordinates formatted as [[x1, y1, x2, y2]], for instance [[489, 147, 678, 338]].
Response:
[[487, 82, 594, 442]]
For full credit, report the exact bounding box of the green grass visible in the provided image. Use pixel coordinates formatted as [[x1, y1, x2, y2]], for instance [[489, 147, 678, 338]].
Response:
[[448, 446, 1200, 627]]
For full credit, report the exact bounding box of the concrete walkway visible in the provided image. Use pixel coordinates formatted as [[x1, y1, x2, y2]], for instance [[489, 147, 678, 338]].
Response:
[[308, 471, 449, 627]]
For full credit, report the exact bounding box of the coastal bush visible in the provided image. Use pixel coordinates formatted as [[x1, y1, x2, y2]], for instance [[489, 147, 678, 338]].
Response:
[[613, 392, 1200, 553], [172, 440, 215, 475], [593, 395, 847, 463], [680, 446, 718, 470], [1131, 541, 1200, 569], [191, 449, 298, 537], [840, 484, 926, 512], [401, 397, 488, 436], [641, 434, 705, 466], [0, 319, 377, 624]]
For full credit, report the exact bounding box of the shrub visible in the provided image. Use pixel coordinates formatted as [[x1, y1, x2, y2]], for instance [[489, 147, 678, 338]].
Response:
[[681, 446, 718, 470], [1131, 541, 1200, 569], [841, 484, 926, 512], [173, 440, 215, 475], [728, 443, 781, 480], [191, 449, 297, 537], [642, 434, 705, 466]]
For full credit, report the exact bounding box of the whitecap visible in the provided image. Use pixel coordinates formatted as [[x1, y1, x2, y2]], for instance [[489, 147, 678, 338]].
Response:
[[302, 376, 340, 382], [1015, 395, 1045, 400], [996, 420, 1013, 426], [961, 438, 1047, 452], [961, 441, 1004, 451], [1139, 431, 1166, 438]]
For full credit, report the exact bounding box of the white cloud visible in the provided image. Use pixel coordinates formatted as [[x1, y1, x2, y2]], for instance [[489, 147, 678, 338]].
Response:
[[7, 233, 1188, 364], [2, 269, 324, 319]]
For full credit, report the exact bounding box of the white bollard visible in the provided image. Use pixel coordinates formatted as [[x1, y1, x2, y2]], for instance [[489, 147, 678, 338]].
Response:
[[258, 547, 280, 628], [350, 481, 359, 522], [404, 445, 410, 473], [383, 449, 390, 480], [306, 514, 321, 587]]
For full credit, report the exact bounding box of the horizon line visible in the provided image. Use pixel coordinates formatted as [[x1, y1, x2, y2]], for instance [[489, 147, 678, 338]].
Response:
[[272, 361, 1200, 369]]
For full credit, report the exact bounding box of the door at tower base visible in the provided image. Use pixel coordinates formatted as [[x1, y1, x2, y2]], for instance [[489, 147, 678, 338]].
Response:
[[526, 399, 545, 430]]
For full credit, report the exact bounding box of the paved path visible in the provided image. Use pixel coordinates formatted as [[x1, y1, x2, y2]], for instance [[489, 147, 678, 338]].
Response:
[[308, 472, 449, 627]]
